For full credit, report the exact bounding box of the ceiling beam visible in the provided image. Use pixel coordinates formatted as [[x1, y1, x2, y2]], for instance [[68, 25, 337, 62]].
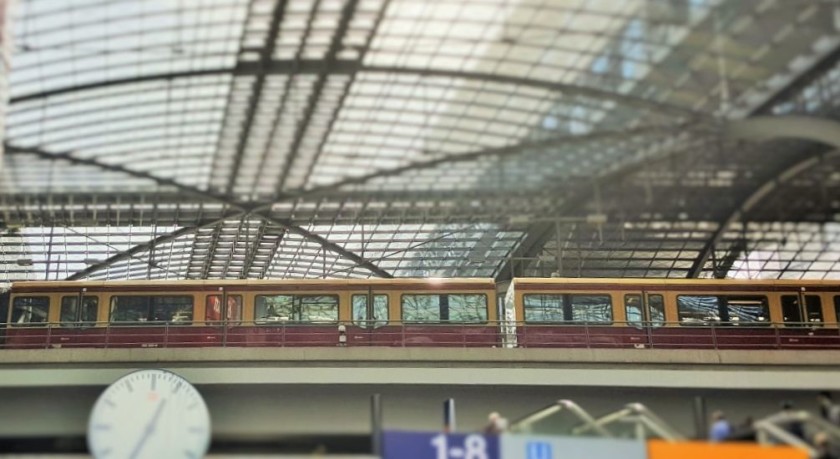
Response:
[[276, 0, 384, 192], [222, 0, 288, 195], [10, 61, 701, 118], [6, 143, 392, 279]]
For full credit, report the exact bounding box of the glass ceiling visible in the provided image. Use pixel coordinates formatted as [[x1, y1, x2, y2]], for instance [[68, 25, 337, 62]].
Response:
[[1, 0, 839, 281]]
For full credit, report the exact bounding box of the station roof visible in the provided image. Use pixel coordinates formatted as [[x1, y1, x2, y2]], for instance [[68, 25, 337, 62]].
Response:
[[1, 0, 839, 281]]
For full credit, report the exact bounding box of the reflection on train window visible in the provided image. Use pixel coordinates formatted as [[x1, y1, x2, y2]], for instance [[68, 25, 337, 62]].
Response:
[[781, 295, 823, 327], [523, 294, 611, 323], [570, 295, 612, 323], [110, 296, 194, 324], [678, 295, 769, 325], [724, 297, 769, 325], [352, 294, 389, 328], [254, 295, 338, 324], [648, 295, 665, 326], [678, 296, 720, 325], [625, 294, 665, 327], [11, 296, 49, 326], [205, 295, 242, 323], [625, 295, 642, 325], [401, 294, 487, 323], [60, 296, 98, 326], [523, 294, 564, 322]]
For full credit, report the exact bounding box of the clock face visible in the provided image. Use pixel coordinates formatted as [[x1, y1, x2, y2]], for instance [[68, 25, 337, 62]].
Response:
[[87, 369, 211, 459]]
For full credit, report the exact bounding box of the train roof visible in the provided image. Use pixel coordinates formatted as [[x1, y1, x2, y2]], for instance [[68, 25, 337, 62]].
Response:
[[8, 278, 496, 290], [511, 277, 840, 289]]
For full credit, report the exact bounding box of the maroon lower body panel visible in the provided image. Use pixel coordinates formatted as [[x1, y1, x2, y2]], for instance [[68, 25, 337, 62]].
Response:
[[777, 328, 840, 349], [224, 325, 340, 347], [4, 328, 50, 349], [95, 326, 223, 348], [517, 325, 648, 348], [347, 325, 499, 347], [4, 324, 840, 350], [517, 325, 840, 350]]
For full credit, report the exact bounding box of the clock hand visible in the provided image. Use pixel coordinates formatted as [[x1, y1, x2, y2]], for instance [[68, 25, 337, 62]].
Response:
[[128, 398, 167, 459]]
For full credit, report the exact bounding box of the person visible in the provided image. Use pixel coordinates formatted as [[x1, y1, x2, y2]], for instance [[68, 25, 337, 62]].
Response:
[[814, 432, 838, 459], [484, 412, 508, 435], [728, 416, 756, 442], [709, 411, 731, 442], [818, 392, 840, 426]]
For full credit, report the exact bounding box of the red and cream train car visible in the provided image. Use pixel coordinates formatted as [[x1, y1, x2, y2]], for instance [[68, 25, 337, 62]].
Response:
[[2, 278, 499, 348], [509, 278, 840, 349]]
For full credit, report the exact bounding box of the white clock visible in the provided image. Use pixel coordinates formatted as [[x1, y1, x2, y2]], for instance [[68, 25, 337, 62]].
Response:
[[87, 369, 212, 459]]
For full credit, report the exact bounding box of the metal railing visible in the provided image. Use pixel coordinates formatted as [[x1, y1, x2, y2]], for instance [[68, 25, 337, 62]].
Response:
[[1, 320, 839, 350], [510, 400, 684, 441]]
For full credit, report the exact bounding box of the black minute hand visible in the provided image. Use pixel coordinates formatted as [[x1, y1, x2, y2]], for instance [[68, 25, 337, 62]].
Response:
[[128, 398, 168, 459]]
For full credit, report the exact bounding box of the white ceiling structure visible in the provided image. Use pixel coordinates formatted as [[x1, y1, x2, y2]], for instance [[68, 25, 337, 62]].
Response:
[[1, 0, 840, 282]]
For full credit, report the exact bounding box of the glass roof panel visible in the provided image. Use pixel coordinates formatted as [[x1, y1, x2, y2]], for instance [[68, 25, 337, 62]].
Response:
[[3, 0, 839, 280]]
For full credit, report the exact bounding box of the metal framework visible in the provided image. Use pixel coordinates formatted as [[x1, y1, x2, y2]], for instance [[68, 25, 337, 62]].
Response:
[[2, 0, 840, 281]]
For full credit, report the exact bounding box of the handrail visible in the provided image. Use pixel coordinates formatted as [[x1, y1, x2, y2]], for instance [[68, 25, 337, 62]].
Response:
[[510, 399, 614, 437], [570, 403, 685, 441], [1, 320, 839, 350], [754, 409, 840, 456]]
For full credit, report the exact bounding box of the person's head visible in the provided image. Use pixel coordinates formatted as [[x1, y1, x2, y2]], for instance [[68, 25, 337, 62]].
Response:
[[819, 392, 833, 404], [781, 401, 794, 411], [488, 412, 500, 422], [814, 432, 830, 449], [712, 410, 725, 421]]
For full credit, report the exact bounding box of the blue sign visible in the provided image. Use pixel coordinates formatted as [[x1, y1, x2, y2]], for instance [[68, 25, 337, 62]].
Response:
[[527, 441, 553, 459], [383, 431, 500, 459], [501, 435, 646, 459]]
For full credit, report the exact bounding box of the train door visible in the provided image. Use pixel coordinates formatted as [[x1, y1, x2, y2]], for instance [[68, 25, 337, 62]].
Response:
[[346, 291, 394, 346], [779, 292, 835, 348], [623, 292, 665, 347], [0, 290, 8, 347], [54, 290, 103, 347], [205, 292, 243, 347], [834, 295, 840, 325]]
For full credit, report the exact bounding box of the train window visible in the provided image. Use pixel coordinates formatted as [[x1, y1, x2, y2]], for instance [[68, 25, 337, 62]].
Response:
[[806, 296, 823, 325], [677, 296, 721, 325], [625, 295, 643, 325], [255, 295, 293, 323], [254, 295, 338, 324], [724, 296, 769, 326], [60, 296, 98, 326], [205, 295, 242, 323], [402, 295, 441, 322], [523, 294, 564, 322], [300, 296, 339, 323], [625, 295, 664, 327], [569, 295, 612, 323], [110, 296, 193, 324], [11, 296, 49, 326], [352, 294, 389, 328], [448, 295, 488, 323], [781, 295, 823, 326], [781, 296, 802, 324], [648, 295, 665, 326], [835, 296, 840, 324], [401, 294, 487, 323]]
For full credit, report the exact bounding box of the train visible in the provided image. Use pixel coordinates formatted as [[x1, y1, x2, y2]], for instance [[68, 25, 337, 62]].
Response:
[[1, 277, 839, 349]]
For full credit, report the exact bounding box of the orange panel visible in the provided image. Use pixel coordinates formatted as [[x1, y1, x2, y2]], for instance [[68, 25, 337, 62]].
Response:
[[647, 440, 808, 459]]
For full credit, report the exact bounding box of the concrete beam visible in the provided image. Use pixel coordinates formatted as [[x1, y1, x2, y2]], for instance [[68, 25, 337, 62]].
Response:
[[2, 348, 840, 390], [727, 116, 840, 149]]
